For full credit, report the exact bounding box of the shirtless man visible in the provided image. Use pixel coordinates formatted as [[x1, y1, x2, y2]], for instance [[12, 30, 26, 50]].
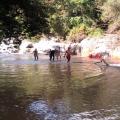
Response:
[[64, 47, 71, 63], [33, 48, 39, 61]]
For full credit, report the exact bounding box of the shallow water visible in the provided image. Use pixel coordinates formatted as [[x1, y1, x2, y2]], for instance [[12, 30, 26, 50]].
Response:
[[0, 54, 120, 120]]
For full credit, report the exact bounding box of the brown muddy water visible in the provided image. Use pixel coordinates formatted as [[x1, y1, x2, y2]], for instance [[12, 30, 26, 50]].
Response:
[[0, 54, 120, 120]]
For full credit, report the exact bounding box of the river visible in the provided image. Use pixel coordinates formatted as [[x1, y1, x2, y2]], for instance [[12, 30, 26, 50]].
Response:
[[0, 54, 120, 120]]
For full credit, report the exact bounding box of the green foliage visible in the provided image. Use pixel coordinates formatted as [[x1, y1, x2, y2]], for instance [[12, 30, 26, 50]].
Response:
[[0, 0, 49, 38], [0, 0, 118, 40], [30, 34, 43, 42], [88, 27, 103, 37], [67, 23, 88, 41], [0, 21, 5, 40], [48, 0, 103, 39], [67, 23, 103, 41], [49, 14, 70, 39], [69, 17, 82, 28]]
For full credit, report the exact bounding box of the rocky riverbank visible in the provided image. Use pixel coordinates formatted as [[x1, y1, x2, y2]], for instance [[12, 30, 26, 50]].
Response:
[[1, 34, 120, 59], [80, 34, 120, 58]]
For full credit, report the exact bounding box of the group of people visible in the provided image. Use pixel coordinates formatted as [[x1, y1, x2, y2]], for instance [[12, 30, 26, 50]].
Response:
[[49, 47, 71, 63], [33, 47, 72, 63], [33, 47, 109, 66]]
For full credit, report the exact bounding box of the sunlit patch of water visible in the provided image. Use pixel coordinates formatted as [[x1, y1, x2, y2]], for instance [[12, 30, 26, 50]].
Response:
[[28, 100, 120, 120]]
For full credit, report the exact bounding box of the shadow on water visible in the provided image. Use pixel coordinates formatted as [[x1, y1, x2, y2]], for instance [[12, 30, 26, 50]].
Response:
[[0, 55, 120, 119], [0, 80, 27, 120]]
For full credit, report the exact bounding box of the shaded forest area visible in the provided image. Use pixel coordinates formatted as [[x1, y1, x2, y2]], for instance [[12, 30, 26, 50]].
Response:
[[0, 0, 120, 41]]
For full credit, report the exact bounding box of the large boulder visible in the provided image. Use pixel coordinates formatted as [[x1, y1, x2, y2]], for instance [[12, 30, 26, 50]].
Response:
[[80, 34, 120, 58]]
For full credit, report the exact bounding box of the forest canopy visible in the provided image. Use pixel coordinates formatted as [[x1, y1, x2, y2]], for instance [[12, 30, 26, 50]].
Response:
[[0, 0, 120, 41]]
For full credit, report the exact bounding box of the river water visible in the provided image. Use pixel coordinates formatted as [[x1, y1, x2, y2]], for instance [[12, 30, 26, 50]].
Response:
[[0, 54, 120, 120]]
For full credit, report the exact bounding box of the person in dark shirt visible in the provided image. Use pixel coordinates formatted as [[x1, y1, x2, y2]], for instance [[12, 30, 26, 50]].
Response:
[[49, 49, 55, 61]]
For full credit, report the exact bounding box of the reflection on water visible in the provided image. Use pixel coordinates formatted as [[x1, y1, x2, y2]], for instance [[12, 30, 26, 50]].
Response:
[[0, 54, 120, 120], [29, 100, 120, 120]]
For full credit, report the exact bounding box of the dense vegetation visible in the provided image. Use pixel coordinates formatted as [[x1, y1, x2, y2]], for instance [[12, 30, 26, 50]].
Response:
[[0, 0, 120, 41]]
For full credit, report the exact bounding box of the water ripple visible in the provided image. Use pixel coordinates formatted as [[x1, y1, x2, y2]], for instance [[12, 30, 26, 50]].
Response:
[[28, 100, 120, 120]]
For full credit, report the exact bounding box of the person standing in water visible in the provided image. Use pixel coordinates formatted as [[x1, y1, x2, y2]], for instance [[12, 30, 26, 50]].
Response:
[[33, 48, 39, 61], [55, 46, 61, 61], [49, 49, 55, 61], [64, 47, 71, 63]]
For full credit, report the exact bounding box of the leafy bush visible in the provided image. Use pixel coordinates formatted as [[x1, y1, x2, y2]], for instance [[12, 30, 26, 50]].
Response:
[[87, 27, 103, 37], [69, 17, 82, 28], [67, 23, 88, 41]]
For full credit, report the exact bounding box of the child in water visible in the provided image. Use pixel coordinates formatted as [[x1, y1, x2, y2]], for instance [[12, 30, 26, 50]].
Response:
[[33, 48, 39, 61], [64, 47, 71, 63]]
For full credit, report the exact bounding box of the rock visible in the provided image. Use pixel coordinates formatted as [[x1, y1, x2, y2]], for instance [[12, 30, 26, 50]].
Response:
[[0, 37, 22, 53], [26, 44, 34, 48], [80, 34, 120, 58], [1, 34, 120, 58]]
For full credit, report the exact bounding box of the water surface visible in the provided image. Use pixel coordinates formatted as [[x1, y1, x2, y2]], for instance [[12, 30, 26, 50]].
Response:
[[0, 54, 120, 120]]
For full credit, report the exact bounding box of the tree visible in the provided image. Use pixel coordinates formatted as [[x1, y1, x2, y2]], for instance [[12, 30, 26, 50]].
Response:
[[0, 0, 49, 38], [102, 0, 120, 33]]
